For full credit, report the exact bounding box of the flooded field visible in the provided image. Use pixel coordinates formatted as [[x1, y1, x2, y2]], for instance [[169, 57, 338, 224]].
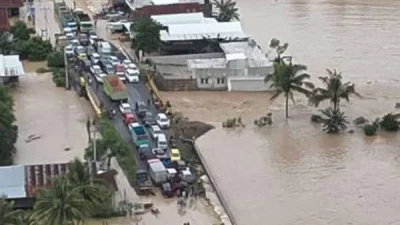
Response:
[[12, 71, 94, 165]]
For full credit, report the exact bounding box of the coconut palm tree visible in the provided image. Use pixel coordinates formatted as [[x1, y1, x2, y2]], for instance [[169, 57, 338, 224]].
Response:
[[0, 198, 23, 225], [319, 107, 349, 133], [269, 38, 289, 63], [67, 158, 110, 209], [309, 69, 361, 111], [265, 62, 314, 118], [31, 176, 93, 225], [213, 0, 240, 22]]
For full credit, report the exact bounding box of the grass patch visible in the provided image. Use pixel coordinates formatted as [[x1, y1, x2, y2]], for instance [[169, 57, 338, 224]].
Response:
[[36, 67, 51, 73], [98, 118, 137, 186]]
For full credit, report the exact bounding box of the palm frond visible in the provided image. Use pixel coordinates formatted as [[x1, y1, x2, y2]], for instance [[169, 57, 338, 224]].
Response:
[[269, 89, 283, 102]]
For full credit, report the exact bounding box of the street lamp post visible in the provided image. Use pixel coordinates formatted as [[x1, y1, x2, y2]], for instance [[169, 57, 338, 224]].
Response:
[[64, 51, 70, 89], [40, 6, 50, 40]]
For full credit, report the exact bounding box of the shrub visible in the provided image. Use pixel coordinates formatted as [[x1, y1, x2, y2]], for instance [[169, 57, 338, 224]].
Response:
[[36, 67, 51, 73], [379, 113, 400, 131], [98, 118, 137, 186], [363, 124, 377, 136], [47, 51, 65, 68], [52, 71, 65, 87]]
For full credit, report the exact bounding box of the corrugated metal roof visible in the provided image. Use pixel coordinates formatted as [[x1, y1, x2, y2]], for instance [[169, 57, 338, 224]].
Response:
[[152, 12, 204, 25], [160, 21, 247, 41], [0, 9, 10, 32], [0, 55, 25, 77], [0, 165, 27, 198]]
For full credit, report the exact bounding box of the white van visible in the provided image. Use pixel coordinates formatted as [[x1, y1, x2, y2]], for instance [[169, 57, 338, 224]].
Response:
[[156, 134, 168, 150]]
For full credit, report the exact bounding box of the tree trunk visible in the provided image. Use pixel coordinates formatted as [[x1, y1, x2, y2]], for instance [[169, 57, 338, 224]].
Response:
[[285, 94, 289, 118]]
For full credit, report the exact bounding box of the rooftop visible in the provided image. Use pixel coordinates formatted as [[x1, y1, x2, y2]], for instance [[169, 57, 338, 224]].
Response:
[[0, 54, 25, 77], [219, 40, 272, 67], [151, 0, 204, 5], [0, 9, 9, 32], [187, 58, 226, 69], [0, 165, 26, 198], [149, 52, 224, 65], [151, 12, 217, 25], [160, 21, 247, 41]]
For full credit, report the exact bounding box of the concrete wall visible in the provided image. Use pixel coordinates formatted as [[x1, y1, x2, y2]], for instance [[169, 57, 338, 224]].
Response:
[[227, 77, 270, 91], [193, 68, 228, 90], [155, 73, 197, 91]]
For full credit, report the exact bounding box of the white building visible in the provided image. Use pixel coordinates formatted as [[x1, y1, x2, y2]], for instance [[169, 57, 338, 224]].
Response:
[[151, 12, 217, 25], [0, 54, 24, 86], [187, 39, 274, 91]]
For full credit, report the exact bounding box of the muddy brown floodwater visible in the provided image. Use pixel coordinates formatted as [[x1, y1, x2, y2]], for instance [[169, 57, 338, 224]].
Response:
[[163, 0, 400, 224]]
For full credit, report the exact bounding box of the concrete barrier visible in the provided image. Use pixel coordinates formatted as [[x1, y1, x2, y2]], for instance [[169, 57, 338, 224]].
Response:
[[194, 141, 237, 225], [85, 84, 102, 116]]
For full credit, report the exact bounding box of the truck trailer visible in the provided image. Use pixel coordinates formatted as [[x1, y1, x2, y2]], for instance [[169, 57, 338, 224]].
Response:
[[102, 75, 128, 101], [75, 8, 94, 33]]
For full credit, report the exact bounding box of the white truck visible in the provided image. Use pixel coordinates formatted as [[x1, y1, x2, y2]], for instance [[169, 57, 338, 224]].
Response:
[[148, 159, 168, 184]]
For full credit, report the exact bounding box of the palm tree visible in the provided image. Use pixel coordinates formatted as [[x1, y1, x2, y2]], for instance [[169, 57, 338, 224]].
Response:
[[67, 158, 110, 209], [213, 0, 240, 22], [319, 107, 349, 133], [265, 62, 314, 118], [31, 176, 93, 225], [0, 198, 23, 225], [309, 69, 361, 111], [269, 38, 289, 63]]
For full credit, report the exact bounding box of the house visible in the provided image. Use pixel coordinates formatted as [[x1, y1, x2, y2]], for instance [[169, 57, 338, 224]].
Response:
[[149, 39, 274, 91], [188, 39, 274, 91], [0, 162, 118, 209], [126, 0, 206, 18], [0, 0, 23, 32], [159, 20, 247, 54], [0, 54, 24, 86]]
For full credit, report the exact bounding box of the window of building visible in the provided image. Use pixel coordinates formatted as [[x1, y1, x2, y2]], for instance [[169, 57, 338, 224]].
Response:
[[201, 78, 209, 84], [221, 78, 225, 84], [217, 78, 225, 84]]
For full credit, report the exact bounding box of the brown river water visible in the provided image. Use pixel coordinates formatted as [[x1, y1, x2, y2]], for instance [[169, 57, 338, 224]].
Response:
[[169, 0, 400, 224]]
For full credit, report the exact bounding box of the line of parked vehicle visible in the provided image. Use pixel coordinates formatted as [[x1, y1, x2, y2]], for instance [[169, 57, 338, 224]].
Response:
[[63, 25, 194, 198]]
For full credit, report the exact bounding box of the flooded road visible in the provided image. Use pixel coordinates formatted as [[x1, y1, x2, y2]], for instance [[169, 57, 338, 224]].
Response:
[[169, 0, 400, 224]]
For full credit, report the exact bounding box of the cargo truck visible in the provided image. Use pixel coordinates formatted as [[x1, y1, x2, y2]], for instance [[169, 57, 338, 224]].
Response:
[[54, 0, 77, 31], [148, 159, 168, 184], [74, 8, 94, 33], [128, 123, 150, 147], [102, 75, 128, 101], [136, 169, 153, 195]]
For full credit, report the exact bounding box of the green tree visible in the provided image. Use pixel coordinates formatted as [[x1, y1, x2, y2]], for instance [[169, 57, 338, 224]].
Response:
[[0, 87, 18, 165], [47, 51, 65, 68], [269, 38, 289, 63], [67, 158, 111, 209], [264, 62, 314, 118], [379, 113, 400, 131], [0, 33, 15, 55], [131, 17, 161, 54], [0, 198, 24, 225], [213, 0, 240, 22], [309, 69, 361, 111], [21, 37, 53, 61], [319, 107, 349, 133], [31, 176, 93, 225], [10, 21, 30, 41]]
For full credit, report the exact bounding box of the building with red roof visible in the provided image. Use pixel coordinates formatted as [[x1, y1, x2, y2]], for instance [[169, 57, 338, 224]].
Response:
[[0, 0, 23, 32]]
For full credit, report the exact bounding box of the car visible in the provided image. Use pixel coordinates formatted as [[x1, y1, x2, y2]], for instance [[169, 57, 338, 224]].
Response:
[[90, 65, 103, 75], [65, 45, 74, 56], [89, 32, 99, 45], [156, 113, 170, 128], [170, 148, 181, 162], [143, 111, 156, 126], [150, 125, 163, 140], [80, 59, 92, 72], [139, 145, 155, 161], [122, 59, 132, 66], [102, 63, 115, 75], [172, 160, 188, 171], [65, 32, 75, 41], [152, 148, 169, 160], [115, 64, 126, 82], [135, 101, 148, 118], [125, 68, 139, 83], [94, 73, 107, 83], [156, 134, 168, 150], [89, 52, 100, 64], [119, 102, 132, 114], [161, 182, 173, 198], [108, 56, 120, 66], [79, 33, 89, 46], [70, 39, 80, 48], [123, 113, 136, 125]]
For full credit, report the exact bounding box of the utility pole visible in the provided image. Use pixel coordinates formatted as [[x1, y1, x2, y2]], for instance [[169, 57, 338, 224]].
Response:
[[40, 6, 50, 40], [64, 51, 70, 89]]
